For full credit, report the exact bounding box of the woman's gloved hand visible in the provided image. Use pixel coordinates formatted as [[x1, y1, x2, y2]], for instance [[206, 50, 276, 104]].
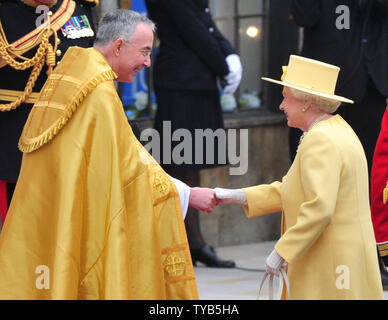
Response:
[[265, 249, 285, 276], [214, 187, 247, 205]]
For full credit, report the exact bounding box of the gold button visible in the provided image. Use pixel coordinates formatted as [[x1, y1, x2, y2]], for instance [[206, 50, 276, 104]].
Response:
[[56, 49, 62, 56], [56, 38, 61, 45]]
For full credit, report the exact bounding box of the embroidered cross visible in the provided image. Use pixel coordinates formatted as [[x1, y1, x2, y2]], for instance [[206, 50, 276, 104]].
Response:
[[163, 254, 185, 277], [153, 173, 169, 195]]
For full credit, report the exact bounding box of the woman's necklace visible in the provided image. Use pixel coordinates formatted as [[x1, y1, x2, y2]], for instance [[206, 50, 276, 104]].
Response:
[[297, 114, 330, 152]]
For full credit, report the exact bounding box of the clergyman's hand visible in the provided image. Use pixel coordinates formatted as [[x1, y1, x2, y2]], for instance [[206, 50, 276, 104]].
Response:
[[189, 187, 217, 213]]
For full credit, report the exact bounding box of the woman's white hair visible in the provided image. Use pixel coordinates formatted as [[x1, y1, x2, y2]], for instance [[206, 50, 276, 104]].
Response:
[[94, 9, 156, 46], [288, 88, 342, 113]]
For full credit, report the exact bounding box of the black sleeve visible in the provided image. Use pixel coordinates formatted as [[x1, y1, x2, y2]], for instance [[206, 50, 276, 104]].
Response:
[[160, 0, 231, 77], [290, 0, 321, 27], [208, 17, 236, 57], [375, 0, 388, 11]]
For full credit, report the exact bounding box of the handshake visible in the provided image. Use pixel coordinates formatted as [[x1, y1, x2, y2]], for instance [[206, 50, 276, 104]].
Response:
[[189, 187, 247, 213], [189, 187, 286, 276]]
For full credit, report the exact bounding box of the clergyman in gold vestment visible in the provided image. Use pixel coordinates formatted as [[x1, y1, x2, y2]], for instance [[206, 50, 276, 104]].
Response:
[[0, 10, 204, 299]]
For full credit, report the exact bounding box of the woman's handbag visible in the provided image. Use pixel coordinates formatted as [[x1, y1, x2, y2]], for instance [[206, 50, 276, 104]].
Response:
[[257, 266, 290, 300]]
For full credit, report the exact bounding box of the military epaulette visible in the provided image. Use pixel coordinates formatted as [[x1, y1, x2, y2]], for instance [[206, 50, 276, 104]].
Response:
[[384, 180, 388, 204], [0, 0, 74, 70], [0, 0, 75, 111]]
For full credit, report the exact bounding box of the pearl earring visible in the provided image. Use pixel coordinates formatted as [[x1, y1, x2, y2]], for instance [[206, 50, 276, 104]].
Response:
[[302, 108, 306, 112]]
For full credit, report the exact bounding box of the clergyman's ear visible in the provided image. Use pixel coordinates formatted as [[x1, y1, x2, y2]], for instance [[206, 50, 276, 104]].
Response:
[[112, 38, 124, 57]]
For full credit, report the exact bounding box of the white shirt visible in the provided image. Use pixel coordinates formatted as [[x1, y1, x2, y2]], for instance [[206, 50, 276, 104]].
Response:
[[168, 175, 190, 219]]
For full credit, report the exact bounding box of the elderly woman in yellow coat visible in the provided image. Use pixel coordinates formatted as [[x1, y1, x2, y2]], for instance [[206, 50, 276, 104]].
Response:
[[215, 55, 384, 300]]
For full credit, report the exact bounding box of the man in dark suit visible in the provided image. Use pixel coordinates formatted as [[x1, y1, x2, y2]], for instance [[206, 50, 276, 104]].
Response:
[[0, 0, 98, 225], [289, 0, 388, 287], [289, 0, 388, 170], [145, 0, 242, 267]]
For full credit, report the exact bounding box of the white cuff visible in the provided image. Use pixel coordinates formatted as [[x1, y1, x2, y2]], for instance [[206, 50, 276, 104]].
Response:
[[265, 249, 284, 270], [168, 175, 190, 219]]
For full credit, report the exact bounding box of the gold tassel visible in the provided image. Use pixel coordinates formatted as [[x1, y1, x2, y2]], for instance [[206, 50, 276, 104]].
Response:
[[384, 181, 388, 204], [46, 44, 56, 75]]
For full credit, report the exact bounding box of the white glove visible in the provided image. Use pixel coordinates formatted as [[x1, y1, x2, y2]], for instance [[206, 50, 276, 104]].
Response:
[[223, 54, 242, 94], [265, 249, 285, 276], [214, 187, 247, 205]]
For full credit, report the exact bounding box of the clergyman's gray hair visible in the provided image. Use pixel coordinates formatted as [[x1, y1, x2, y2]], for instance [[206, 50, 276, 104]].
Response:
[[94, 9, 156, 46]]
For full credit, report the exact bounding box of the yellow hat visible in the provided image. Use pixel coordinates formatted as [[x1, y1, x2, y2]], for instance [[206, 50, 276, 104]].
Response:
[[262, 55, 354, 104]]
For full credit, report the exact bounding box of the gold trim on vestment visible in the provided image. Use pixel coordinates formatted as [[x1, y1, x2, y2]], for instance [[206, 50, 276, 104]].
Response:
[[18, 69, 117, 153]]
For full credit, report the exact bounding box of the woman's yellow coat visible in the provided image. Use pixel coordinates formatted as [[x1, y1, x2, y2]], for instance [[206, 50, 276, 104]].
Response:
[[244, 115, 383, 299]]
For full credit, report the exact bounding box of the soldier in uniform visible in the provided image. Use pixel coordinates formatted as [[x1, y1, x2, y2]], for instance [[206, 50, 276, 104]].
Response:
[[371, 106, 388, 281], [0, 0, 98, 226]]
